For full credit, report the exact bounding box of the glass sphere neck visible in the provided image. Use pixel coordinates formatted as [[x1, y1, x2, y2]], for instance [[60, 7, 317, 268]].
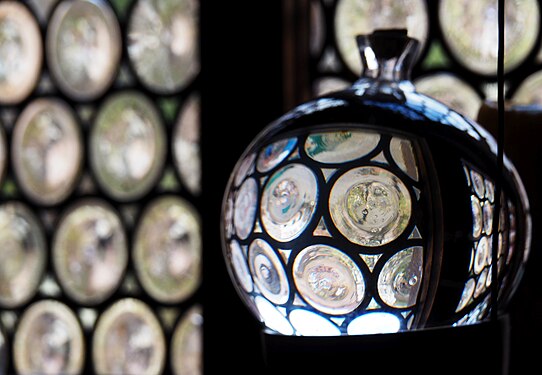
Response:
[[355, 30, 419, 83]]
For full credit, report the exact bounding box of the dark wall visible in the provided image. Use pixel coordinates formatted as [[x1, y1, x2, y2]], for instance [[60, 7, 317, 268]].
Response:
[[200, 2, 284, 373]]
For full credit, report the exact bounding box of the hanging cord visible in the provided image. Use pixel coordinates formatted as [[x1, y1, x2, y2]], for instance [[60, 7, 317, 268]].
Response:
[[491, 0, 505, 322]]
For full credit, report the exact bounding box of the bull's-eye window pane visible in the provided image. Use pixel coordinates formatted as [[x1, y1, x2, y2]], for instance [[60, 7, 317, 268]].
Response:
[[512, 70, 542, 105], [171, 306, 203, 375], [53, 199, 128, 305], [0, 202, 46, 308], [334, 0, 429, 74], [174, 94, 201, 196], [12, 98, 83, 205], [90, 91, 167, 201], [128, 0, 199, 93], [134, 196, 202, 303], [13, 300, 85, 375], [93, 298, 166, 375], [0, 1, 42, 105], [47, 0, 122, 100], [415, 73, 482, 120], [439, 0, 540, 75]]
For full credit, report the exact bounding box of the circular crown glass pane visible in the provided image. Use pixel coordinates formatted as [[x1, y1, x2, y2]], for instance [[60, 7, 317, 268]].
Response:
[[261, 164, 318, 242], [471, 195, 483, 239], [347, 311, 402, 335], [93, 299, 166, 375], [248, 238, 289, 305], [0, 2, 42, 104], [305, 130, 380, 164], [47, 0, 121, 100], [288, 309, 341, 336], [439, 0, 540, 75], [90, 92, 166, 201], [233, 153, 256, 188], [174, 95, 201, 196], [330, 166, 412, 247], [377, 246, 423, 308], [228, 240, 253, 293], [12, 99, 83, 205], [14, 300, 85, 375], [513, 70, 542, 105], [415, 73, 482, 120], [293, 244, 365, 315], [335, 0, 428, 75], [257, 137, 297, 173], [128, 0, 199, 92], [254, 295, 294, 335], [53, 200, 128, 305], [134, 196, 201, 303], [171, 306, 203, 375], [0, 202, 46, 308], [233, 177, 258, 240]]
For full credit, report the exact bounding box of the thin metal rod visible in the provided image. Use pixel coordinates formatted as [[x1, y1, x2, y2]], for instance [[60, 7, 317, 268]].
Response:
[[491, 0, 506, 322]]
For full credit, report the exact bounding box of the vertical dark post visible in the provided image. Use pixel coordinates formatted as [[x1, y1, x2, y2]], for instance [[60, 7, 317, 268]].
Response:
[[491, 0, 505, 323]]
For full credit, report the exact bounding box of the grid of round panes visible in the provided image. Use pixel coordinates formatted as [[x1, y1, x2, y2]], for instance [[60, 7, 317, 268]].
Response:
[[310, 0, 542, 120], [224, 128, 429, 335], [0, 1, 202, 374], [454, 164, 518, 326]]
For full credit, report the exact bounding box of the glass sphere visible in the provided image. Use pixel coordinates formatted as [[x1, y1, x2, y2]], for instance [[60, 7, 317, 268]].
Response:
[[13, 300, 85, 375], [221, 30, 531, 336]]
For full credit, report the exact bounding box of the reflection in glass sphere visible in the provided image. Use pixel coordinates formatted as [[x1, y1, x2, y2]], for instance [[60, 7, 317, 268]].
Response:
[[12, 98, 83, 205], [171, 306, 203, 375], [248, 239, 289, 305], [261, 164, 318, 242], [257, 138, 297, 173], [289, 309, 341, 336], [0, 202, 46, 308], [13, 300, 85, 375], [90, 92, 166, 200], [512, 70, 542, 105], [330, 166, 412, 247], [128, 0, 199, 92], [174, 95, 201, 195], [53, 200, 127, 305], [415, 73, 482, 120], [0, 1, 42, 104], [305, 130, 380, 164], [47, 0, 121, 100], [134, 196, 201, 303], [93, 299, 166, 375], [439, 0, 540, 75], [335, 0, 428, 74], [293, 244, 365, 315], [228, 240, 253, 293], [233, 177, 258, 240], [377, 247, 423, 308], [347, 311, 402, 335]]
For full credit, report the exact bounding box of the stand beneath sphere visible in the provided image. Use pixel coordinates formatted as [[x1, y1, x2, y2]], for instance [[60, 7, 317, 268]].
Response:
[[262, 315, 510, 374]]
